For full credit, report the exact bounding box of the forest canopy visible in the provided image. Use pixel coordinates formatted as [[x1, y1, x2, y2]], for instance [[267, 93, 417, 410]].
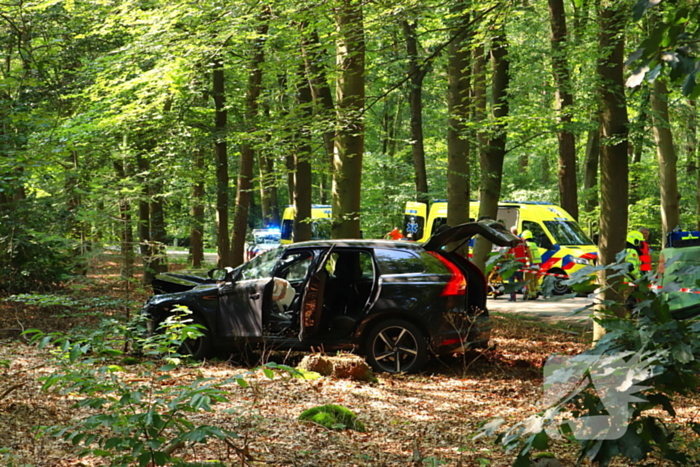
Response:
[[0, 0, 697, 290]]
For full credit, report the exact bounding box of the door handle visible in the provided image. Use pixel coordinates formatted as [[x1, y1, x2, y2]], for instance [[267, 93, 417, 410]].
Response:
[[250, 293, 260, 300]]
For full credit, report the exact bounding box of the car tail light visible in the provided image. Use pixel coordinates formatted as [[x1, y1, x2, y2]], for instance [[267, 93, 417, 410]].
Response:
[[428, 252, 466, 296]]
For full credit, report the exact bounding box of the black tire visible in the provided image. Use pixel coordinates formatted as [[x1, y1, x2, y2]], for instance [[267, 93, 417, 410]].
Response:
[[178, 313, 213, 360], [365, 319, 427, 374], [549, 269, 570, 295]]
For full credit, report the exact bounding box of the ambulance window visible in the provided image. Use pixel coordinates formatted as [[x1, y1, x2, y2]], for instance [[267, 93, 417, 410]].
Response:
[[431, 217, 447, 235], [522, 221, 548, 247], [544, 221, 593, 246]]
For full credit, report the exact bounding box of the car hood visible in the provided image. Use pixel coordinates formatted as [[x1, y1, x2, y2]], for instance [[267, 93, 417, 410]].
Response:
[[423, 220, 521, 251], [152, 269, 215, 294]]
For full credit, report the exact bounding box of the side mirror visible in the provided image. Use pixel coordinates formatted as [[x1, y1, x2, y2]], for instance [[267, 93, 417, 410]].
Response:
[[208, 267, 233, 281]]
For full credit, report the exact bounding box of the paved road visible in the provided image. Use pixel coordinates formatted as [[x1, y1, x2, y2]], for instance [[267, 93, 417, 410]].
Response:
[[487, 294, 595, 329], [167, 249, 219, 265]]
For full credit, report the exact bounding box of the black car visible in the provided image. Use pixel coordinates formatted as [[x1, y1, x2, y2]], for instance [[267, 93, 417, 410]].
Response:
[[142, 221, 520, 373]]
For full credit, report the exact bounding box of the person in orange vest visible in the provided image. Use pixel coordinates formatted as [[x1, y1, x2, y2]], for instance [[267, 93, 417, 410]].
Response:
[[506, 227, 532, 301], [638, 227, 652, 274], [385, 227, 403, 240]]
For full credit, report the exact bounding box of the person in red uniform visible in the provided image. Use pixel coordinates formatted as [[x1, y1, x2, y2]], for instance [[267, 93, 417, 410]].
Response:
[[385, 227, 403, 240], [506, 227, 532, 301], [638, 227, 652, 274]]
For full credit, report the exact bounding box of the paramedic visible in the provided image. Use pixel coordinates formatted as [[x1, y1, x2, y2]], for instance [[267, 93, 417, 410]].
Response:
[[521, 230, 541, 300], [625, 231, 644, 280], [638, 227, 652, 274], [506, 227, 531, 301]]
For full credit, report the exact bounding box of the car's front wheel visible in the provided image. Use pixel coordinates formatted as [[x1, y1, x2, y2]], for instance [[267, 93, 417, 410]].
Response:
[[178, 313, 213, 360], [365, 319, 427, 374]]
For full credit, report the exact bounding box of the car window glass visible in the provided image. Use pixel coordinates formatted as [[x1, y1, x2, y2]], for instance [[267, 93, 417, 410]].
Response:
[[359, 252, 374, 279], [324, 250, 373, 280], [374, 248, 426, 274], [277, 250, 314, 281], [419, 251, 451, 273], [238, 247, 283, 280]]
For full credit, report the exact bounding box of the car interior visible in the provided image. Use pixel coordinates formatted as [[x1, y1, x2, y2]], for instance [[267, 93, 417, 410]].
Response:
[[321, 250, 375, 336], [264, 248, 376, 339]]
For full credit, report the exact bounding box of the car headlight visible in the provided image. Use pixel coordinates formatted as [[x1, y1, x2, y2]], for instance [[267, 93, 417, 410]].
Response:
[[571, 257, 590, 265]]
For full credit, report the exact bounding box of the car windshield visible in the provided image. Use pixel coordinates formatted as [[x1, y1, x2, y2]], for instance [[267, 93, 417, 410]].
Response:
[[543, 220, 594, 246], [238, 247, 284, 280]]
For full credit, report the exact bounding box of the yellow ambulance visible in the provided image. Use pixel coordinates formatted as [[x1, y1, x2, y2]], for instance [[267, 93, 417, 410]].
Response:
[[404, 200, 598, 294], [280, 204, 332, 244]]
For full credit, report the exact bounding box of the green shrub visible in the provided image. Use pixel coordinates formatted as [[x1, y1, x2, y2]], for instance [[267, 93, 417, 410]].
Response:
[[23, 313, 302, 466], [0, 199, 75, 293], [479, 258, 700, 466], [299, 404, 366, 432]]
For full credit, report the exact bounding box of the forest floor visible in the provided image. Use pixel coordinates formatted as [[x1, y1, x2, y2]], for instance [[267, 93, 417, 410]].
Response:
[[0, 251, 697, 467]]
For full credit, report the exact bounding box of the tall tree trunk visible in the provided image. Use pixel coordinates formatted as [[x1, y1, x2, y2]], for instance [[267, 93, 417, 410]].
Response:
[[651, 78, 681, 239], [136, 153, 154, 284], [286, 153, 296, 204], [231, 11, 269, 266], [258, 149, 280, 228], [548, 0, 578, 220], [689, 100, 700, 230], [149, 177, 168, 275], [473, 42, 487, 189], [474, 30, 509, 273], [631, 90, 650, 165], [630, 89, 650, 204], [446, 5, 471, 231], [213, 56, 230, 267], [332, 0, 365, 239], [687, 99, 697, 175], [65, 150, 89, 274], [190, 147, 205, 268], [302, 28, 336, 205], [582, 123, 600, 214], [402, 20, 430, 204], [595, 2, 630, 341], [294, 66, 314, 243], [113, 157, 134, 279]]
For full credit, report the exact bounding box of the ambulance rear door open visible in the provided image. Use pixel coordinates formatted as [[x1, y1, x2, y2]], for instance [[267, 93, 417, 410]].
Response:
[[403, 201, 427, 241]]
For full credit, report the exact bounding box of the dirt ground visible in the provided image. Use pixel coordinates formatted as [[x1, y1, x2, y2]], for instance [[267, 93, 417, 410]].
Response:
[[0, 252, 696, 467]]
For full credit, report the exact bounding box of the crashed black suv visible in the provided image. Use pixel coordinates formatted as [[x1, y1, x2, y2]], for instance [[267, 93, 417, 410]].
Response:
[[142, 221, 519, 373]]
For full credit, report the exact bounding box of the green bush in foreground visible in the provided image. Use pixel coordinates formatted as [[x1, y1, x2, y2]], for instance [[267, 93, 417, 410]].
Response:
[[24, 310, 301, 467], [479, 258, 700, 466]]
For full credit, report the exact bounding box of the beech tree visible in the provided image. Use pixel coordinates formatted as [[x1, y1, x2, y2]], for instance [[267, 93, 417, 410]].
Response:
[[595, 0, 630, 339], [331, 0, 365, 239]]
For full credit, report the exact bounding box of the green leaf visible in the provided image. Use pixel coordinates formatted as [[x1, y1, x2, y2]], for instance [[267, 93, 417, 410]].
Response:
[[137, 450, 151, 467], [236, 378, 248, 388], [68, 344, 83, 363], [671, 342, 694, 363], [632, 0, 655, 22], [531, 431, 549, 450]]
